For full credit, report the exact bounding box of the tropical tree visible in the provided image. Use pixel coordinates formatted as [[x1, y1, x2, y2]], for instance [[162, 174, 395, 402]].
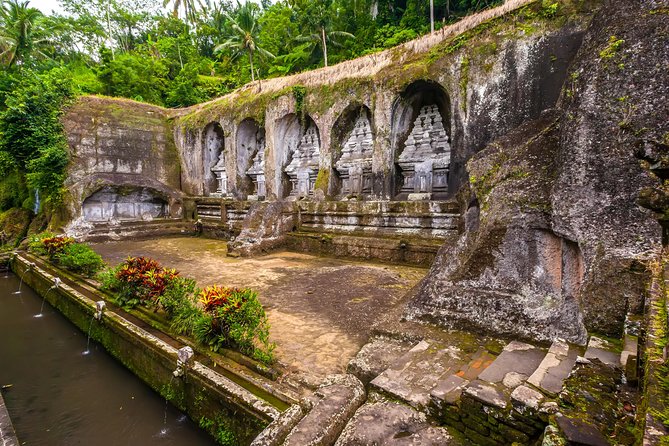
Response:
[[163, 0, 198, 26], [214, 1, 274, 83], [0, 0, 49, 68], [294, 0, 354, 67]]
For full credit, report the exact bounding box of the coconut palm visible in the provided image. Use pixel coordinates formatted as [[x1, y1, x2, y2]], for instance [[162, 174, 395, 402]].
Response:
[[294, 1, 353, 68], [163, 0, 198, 26], [214, 1, 274, 83], [0, 0, 48, 67]]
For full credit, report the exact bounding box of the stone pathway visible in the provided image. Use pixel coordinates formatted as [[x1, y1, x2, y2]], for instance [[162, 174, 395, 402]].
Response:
[[251, 332, 633, 445]]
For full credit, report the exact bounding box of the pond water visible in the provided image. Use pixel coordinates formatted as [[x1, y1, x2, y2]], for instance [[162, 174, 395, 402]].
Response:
[[0, 272, 217, 445]]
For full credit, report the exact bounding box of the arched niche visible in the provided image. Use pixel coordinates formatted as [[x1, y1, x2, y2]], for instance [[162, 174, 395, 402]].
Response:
[[332, 104, 374, 199], [284, 115, 321, 199], [82, 186, 168, 222], [203, 122, 226, 196], [390, 80, 451, 199], [237, 118, 266, 200]]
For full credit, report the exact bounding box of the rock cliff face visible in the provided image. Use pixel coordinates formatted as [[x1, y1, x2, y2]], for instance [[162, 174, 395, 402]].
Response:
[[406, 0, 668, 342], [62, 96, 183, 227]]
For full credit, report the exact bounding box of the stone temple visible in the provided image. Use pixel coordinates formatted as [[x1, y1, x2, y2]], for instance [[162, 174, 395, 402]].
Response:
[[53, 0, 669, 444]]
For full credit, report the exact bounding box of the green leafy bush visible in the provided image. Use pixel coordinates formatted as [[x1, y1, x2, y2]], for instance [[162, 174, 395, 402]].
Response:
[[27, 231, 55, 255], [56, 243, 105, 277], [196, 285, 274, 362]]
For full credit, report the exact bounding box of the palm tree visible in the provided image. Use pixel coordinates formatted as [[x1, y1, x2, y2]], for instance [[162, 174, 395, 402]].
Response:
[[0, 0, 48, 68], [214, 1, 274, 83], [163, 0, 198, 26], [295, 1, 353, 68]]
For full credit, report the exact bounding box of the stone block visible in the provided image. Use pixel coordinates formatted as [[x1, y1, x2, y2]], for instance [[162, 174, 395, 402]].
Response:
[[478, 341, 545, 386], [510, 385, 544, 414], [284, 374, 366, 446], [334, 401, 455, 446], [584, 337, 621, 367], [463, 380, 509, 410], [527, 339, 579, 396], [554, 415, 610, 446], [430, 374, 469, 406]]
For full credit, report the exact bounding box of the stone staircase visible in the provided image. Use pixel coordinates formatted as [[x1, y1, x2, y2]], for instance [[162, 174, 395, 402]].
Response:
[[251, 331, 639, 446]]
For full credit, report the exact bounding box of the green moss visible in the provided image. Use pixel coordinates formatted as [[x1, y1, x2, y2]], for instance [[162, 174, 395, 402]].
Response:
[[314, 168, 330, 195], [599, 36, 625, 60]]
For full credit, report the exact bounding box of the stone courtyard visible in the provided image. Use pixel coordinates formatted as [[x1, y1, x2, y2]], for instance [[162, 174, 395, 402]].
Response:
[[91, 236, 427, 386]]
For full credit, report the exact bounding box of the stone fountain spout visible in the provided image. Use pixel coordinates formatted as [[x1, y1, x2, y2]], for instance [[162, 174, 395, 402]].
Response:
[[173, 346, 194, 377], [94, 301, 106, 321]]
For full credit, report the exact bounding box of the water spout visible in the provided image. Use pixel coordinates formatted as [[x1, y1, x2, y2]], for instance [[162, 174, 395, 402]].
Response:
[[94, 301, 106, 321], [14, 261, 35, 294], [82, 316, 94, 355], [173, 346, 194, 378], [35, 277, 62, 318]]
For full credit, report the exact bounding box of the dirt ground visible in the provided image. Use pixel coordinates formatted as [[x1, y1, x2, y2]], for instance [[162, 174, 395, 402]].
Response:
[[91, 236, 426, 386]]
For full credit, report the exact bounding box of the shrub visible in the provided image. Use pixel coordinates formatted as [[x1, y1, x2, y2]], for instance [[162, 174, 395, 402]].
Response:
[[196, 286, 274, 362], [27, 231, 55, 255], [41, 235, 74, 259], [56, 243, 105, 277]]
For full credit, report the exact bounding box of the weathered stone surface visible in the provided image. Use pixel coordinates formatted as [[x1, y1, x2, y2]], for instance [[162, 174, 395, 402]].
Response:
[[284, 374, 366, 446], [347, 337, 414, 386], [63, 96, 183, 228], [584, 337, 620, 367], [430, 374, 469, 407], [335, 401, 457, 446], [251, 404, 307, 446], [478, 341, 545, 385], [0, 391, 19, 446], [406, 0, 667, 342], [510, 385, 544, 414], [370, 340, 466, 410], [555, 416, 609, 446], [462, 381, 508, 410], [527, 340, 579, 396]]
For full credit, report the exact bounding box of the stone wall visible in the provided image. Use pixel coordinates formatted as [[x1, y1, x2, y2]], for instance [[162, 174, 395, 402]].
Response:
[[62, 96, 183, 227], [406, 0, 668, 342], [172, 0, 592, 203]]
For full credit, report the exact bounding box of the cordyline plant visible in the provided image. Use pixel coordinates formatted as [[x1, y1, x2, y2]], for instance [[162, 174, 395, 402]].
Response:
[[194, 285, 274, 362], [41, 235, 74, 258], [105, 256, 181, 309]]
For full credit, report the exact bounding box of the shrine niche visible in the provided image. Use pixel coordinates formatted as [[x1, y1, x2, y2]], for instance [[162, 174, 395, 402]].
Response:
[[203, 122, 227, 197], [274, 113, 302, 199], [284, 117, 321, 199], [236, 118, 265, 200], [391, 81, 451, 199], [82, 186, 167, 222], [333, 106, 374, 198]]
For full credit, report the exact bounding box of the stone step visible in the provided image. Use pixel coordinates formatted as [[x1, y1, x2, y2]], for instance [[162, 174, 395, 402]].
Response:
[[583, 336, 621, 367], [347, 336, 415, 386], [282, 375, 366, 446], [369, 340, 469, 411], [477, 341, 546, 387], [621, 333, 639, 384], [526, 339, 580, 396], [335, 400, 459, 445]]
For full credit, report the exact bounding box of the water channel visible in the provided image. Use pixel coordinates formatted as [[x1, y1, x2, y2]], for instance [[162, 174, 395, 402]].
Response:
[[0, 272, 217, 445]]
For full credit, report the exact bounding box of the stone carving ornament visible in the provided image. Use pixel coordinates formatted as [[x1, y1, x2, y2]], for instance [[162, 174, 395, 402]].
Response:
[[335, 113, 374, 197], [284, 124, 320, 198], [397, 104, 450, 197]]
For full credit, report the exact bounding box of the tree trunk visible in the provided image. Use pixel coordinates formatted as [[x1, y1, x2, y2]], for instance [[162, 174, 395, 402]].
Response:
[[321, 27, 328, 67], [249, 50, 255, 82]]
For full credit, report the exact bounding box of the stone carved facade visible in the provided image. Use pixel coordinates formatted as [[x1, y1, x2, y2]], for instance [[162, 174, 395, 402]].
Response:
[[285, 124, 320, 198], [246, 137, 267, 199], [397, 104, 450, 197], [335, 113, 374, 197]]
